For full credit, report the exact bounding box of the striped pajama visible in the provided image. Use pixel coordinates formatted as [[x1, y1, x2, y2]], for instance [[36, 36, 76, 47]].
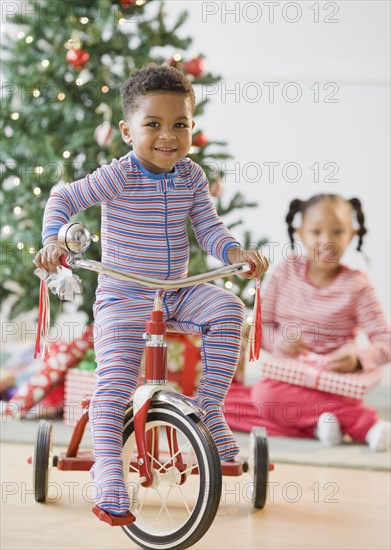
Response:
[[42, 151, 244, 514]]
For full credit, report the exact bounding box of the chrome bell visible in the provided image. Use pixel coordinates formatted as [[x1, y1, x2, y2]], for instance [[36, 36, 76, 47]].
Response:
[[58, 223, 91, 254]]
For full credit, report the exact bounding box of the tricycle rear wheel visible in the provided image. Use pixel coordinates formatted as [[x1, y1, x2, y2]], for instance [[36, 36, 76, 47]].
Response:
[[33, 420, 53, 503]]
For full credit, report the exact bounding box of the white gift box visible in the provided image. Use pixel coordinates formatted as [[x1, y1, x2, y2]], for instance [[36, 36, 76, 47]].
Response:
[[260, 354, 382, 399]]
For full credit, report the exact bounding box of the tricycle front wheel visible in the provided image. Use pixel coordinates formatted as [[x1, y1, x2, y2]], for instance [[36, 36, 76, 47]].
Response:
[[122, 403, 222, 550]]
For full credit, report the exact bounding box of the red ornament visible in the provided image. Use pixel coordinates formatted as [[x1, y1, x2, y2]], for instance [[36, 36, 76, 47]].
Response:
[[66, 48, 90, 69], [119, 0, 136, 7], [193, 132, 208, 148], [185, 57, 205, 77]]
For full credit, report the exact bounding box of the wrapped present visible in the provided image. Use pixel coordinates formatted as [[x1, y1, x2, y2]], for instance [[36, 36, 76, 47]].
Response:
[[64, 368, 96, 426], [260, 352, 382, 399], [166, 333, 202, 396]]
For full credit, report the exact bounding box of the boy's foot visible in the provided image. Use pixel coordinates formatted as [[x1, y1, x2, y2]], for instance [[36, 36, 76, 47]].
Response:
[[365, 420, 391, 452], [196, 397, 240, 461], [314, 413, 343, 446], [90, 457, 130, 515]]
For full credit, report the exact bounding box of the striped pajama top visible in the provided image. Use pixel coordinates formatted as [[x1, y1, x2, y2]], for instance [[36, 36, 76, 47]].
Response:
[[42, 151, 241, 298], [261, 257, 391, 371]]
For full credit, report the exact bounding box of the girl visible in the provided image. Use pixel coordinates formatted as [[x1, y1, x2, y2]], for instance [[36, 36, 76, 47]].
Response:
[[226, 194, 390, 452], [33, 64, 268, 517]]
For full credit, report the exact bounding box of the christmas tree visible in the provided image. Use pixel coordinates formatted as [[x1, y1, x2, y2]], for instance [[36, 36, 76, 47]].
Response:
[[1, 0, 265, 323]]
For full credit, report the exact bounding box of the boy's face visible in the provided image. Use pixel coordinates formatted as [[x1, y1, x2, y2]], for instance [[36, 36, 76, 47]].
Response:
[[119, 92, 195, 173]]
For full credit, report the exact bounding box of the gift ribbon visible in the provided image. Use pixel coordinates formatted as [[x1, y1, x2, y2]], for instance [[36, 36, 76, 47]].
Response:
[[297, 353, 328, 388], [249, 278, 262, 362]]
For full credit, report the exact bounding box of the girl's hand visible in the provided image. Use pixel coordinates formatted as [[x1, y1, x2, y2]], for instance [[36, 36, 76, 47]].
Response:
[[326, 353, 360, 373], [34, 242, 66, 273], [276, 337, 308, 357], [226, 247, 269, 279]]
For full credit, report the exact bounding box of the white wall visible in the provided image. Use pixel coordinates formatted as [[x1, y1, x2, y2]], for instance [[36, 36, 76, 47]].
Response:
[[160, 0, 390, 317]]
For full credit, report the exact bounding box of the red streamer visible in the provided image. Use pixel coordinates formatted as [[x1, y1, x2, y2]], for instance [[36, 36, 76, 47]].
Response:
[[34, 279, 49, 360], [249, 278, 262, 362]]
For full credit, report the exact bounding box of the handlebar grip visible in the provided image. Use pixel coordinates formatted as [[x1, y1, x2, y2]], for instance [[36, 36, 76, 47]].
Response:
[[246, 260, 256, 275], [60, 256, 71, 269]]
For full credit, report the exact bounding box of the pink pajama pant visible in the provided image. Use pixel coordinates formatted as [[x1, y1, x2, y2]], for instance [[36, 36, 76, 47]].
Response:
[[225, 378, 379, 442]]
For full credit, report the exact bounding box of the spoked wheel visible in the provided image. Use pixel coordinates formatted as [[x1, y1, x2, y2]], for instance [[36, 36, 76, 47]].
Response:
[[33, 420, 54, 503], [122, 403, 222, 550], [246, 426, 269, 509]]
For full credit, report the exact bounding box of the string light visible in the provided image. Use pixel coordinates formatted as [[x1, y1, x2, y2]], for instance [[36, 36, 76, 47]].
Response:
[[63, 151, 71, 159], [119, 18, 126, 25], [33, 187, 41, 195], [246, 316, 253, 324], [13, 177, 20, 186], [76, 78, 83, 86], [32, 89, 40, 98], [11, 112, 20, 120], [189, 146, 195, 154], [17, 242, 25, 250], [3, 226, 11, 234], [136, 0, 146, 5], [29, 247, 36, 254], [17, 31, 25, 39], [248, 288, 256, 296], [34, 166, 44, 174], [80, 17, 89, 24], [14, 207, 22, 215], [101, 86, 109, 93], [41, 59, 50, 68], [92, 235, 100, 242], [57, 93, 66, 101], [225, 281, 233, 289], [25, 36, 33, 44], [173, 54, 182, 62]]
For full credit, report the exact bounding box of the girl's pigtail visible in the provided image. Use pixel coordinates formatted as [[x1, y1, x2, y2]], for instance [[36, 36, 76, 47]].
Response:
[[285, 199, 304, 249], [349, 197, 367, 252]]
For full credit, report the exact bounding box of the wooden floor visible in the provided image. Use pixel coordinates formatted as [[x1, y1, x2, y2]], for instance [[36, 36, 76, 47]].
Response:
[[1, 442, 390, 550]]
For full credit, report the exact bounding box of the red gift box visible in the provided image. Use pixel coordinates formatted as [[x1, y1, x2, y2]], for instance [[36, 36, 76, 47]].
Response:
[[166, 333, 202, 396], [260, 353, 382, 399]]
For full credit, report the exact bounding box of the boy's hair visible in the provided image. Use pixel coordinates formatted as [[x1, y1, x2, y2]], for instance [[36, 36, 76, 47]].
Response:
[[286, 194, 367, 251], [121, 64, 196, 119]]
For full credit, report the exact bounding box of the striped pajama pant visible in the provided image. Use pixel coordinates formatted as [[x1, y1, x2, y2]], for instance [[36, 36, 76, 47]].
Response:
[[89, 282, 245, 514]]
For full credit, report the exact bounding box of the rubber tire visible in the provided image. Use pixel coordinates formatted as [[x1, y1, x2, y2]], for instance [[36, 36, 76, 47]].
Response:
[[122, 403, 222, 550], [251, 426, 269, 509], [33, 420, 53, 503]]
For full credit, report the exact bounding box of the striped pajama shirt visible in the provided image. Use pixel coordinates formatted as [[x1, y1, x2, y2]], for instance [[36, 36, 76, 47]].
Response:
[[43, 151, 244, 513]]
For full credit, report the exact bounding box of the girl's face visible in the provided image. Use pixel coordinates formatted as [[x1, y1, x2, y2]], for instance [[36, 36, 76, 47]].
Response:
[[119, 92, 195, 173], [296, 199, 356, 268]]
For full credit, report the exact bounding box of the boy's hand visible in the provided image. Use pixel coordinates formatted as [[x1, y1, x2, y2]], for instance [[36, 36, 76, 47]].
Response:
[[326, 353, 360, 373], [34, 242, 67, 273], [226, 247, 269, 279]]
